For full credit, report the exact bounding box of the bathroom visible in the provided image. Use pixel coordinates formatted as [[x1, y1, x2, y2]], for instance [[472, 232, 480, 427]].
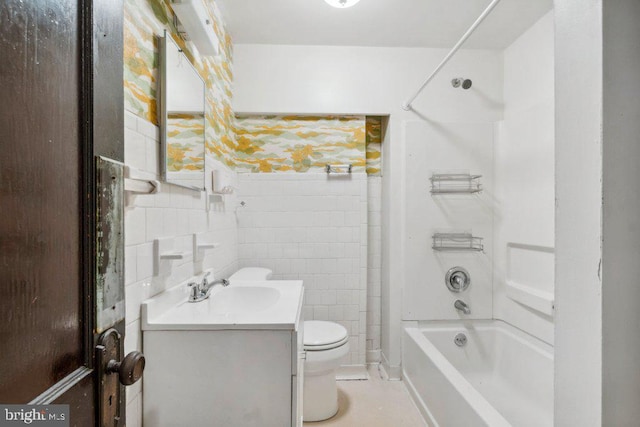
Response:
[[1, 0, 640, 426]]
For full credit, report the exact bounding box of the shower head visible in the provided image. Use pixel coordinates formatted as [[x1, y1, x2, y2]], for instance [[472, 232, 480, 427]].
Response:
[[452, 78, 472, 90]]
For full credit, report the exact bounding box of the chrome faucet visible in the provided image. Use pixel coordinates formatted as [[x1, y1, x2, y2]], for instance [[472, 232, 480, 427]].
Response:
[[454, 300, 471, 315], [201, 272, 229, 294], [187, 272, 229, 303]]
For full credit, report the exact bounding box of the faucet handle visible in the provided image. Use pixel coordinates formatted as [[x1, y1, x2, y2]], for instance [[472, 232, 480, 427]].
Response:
[[187, 281, 200, 300], [201, 271, 212, 286]]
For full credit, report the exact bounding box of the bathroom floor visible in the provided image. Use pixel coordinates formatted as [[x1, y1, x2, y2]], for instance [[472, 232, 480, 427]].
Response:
[[304, 365, 427, 427]]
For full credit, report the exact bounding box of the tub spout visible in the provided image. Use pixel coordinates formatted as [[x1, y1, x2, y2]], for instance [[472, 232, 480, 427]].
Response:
[[454, 300, 471, 315]]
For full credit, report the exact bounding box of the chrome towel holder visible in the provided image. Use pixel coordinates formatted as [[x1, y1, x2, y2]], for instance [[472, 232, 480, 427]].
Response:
[[325, 164, 353, 174]]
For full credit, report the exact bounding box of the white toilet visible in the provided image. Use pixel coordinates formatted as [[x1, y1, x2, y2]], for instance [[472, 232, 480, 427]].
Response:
[[302, 320, 349, 422], [228, 268, 350, 422]]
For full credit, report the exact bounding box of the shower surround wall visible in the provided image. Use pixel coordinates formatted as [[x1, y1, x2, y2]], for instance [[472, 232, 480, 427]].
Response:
[[403, 122, 495, 321], [122, 1, 237, 426], [494, 11, 555, 343]]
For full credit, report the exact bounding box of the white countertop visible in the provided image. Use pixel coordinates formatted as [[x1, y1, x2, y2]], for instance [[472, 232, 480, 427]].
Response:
[[141, 280, 304, 331]]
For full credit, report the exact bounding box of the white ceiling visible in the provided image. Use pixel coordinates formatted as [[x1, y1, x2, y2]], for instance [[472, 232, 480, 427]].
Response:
[[216, 0, 553, 49]]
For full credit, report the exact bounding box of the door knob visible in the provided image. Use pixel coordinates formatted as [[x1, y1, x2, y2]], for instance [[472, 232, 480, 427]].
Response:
[[107, 351, 145, 386], [97, 328, 145, 425]]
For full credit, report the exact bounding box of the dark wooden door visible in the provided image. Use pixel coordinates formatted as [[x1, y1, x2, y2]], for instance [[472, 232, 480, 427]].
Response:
[[0, 0, 124, 425]]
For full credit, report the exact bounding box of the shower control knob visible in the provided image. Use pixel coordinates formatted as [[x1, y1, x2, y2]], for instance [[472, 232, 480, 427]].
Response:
[[445, 267, 470, 292]]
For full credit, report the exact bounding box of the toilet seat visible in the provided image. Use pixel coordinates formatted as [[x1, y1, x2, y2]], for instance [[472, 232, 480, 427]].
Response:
[[305, 335, 349, 351], [304, 321, 349, 351]]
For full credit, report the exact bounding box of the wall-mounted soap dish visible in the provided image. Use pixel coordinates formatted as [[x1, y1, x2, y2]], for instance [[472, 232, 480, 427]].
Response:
[[154, 237, 192, 275], [211, 168, 235, 195], [193, 233, 220, 261]]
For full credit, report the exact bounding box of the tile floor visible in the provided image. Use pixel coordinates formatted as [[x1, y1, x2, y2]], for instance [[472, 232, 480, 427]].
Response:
[[304, 365, 427, 427]]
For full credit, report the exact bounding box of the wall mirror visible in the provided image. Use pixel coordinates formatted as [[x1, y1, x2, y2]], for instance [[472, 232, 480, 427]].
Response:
[[159, 30, 206, 190]]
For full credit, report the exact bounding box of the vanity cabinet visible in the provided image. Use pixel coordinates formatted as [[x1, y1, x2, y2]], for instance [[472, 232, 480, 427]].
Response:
[[292, 315, 305, 427], [141, 281, 304, 427]]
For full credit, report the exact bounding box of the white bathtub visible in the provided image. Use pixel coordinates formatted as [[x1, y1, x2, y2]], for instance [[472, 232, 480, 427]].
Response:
[[402, 320, 553, 427]]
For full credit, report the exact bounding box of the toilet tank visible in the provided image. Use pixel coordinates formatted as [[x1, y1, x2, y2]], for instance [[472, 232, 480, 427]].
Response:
[[228, 267, 273, 282]]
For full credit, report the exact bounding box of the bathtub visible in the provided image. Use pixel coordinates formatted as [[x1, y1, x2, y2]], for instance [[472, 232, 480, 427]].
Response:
[[402, 320, 553, 427]]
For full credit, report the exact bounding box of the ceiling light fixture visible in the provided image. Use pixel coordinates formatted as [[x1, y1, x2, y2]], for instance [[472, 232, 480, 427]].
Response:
[[324, 0, 361, 8]]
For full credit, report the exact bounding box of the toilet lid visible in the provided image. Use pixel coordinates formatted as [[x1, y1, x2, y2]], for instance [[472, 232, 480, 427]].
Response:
[[303, 321, 348, 351]]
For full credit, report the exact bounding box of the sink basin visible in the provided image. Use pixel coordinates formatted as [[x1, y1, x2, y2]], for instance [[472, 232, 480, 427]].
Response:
[[141, 280, 303, 331], [210, 286, 280, 314]]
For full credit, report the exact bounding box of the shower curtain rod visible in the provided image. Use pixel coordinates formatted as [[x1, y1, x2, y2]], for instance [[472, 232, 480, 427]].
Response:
[[401, 0, 502, 111]]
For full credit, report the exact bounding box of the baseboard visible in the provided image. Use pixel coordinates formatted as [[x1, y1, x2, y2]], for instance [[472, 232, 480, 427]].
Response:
[[337, 364, 368, 380], [366, 349, 381, 364], [380, 351, 402, 380]]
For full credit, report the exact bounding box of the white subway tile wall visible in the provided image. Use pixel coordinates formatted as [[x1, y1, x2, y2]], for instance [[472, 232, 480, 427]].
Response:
[[237, 173, 369, 365], [123, 112, 239, 424], [367, 177, 382, 362]]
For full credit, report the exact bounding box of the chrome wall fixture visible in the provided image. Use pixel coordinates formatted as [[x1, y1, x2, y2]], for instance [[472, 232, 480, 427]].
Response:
[[401, 0, 501, 110], [326, 164, 353, 174], [445, 266, 471, 292]]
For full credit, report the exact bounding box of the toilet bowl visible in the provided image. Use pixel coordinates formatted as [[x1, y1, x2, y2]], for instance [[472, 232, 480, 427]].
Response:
[[302, 320, 349, 422], [227, 268, 349, 422]]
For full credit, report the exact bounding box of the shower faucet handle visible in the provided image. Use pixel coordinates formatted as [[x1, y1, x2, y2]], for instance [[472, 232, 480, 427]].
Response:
[[445, 267, 470, 292]]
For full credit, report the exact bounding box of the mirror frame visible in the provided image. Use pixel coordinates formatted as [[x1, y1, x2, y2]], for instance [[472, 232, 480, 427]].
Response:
[[159, 30, 206, 191]]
